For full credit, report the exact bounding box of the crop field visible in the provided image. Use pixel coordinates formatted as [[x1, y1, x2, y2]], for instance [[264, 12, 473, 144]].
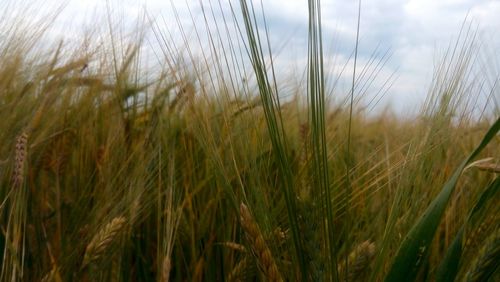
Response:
[[0, 1, 498, 281]]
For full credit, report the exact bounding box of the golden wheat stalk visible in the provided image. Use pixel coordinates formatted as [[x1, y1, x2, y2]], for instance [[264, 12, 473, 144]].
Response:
[[239, 203, 283, 282], [338, 240, 376, 281], [160, 256, 171, 282], [82, 217, 127, 269], [12, 131, 28, 188]]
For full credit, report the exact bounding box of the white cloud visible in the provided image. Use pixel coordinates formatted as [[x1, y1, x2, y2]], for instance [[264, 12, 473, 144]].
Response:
[[9, 0, 499, 114]]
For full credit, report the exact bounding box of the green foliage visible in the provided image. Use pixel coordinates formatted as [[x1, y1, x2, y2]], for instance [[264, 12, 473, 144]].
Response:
[[435, 176, 500, 281], [384, 118, 499, 282]]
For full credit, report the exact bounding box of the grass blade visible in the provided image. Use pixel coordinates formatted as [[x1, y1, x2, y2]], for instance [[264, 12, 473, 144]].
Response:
[[384, 116, 500, 282], [435, 176, 500, 281]]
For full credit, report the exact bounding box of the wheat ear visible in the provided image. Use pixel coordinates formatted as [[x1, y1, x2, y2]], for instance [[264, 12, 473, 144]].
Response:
[[227, 257, 249, 282], [82, 217, 126, 268], [338, 240, 376, 281], [12, 132, 28, 188], [239, 203, 283, 282], [40, 267, 62, 282], [464, 213, 498, 254], [465, 157, 500, 173], [220, 242, 247, 253]]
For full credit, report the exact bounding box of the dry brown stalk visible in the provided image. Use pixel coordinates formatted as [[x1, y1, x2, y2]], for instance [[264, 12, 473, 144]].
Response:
[[95, 145, 108, 174], [338, 240, 376, 281], [82, 217, 127, 269], [42, 134, 71, 174], [12, 131, 28, 188], [239, 203, 283, 282]]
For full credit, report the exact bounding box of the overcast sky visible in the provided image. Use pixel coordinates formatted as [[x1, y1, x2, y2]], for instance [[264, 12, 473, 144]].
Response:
[[12, 0, 500, 115]]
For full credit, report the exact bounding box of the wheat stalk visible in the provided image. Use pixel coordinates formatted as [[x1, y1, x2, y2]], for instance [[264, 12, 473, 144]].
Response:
[[239, 203, 283, 282], [160, 256, 172, 282], [82, 217, 127, 269]]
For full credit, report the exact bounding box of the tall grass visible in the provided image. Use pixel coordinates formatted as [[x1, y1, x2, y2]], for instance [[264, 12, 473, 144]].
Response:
[[0, 0, 498, 281]]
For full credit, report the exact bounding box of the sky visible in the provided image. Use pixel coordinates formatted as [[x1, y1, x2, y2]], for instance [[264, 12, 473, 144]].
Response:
[[8, 0, 500, 115]]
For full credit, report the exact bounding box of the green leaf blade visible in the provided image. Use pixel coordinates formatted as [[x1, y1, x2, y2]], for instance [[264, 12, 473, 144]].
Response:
[[384, 117, 500, 282]]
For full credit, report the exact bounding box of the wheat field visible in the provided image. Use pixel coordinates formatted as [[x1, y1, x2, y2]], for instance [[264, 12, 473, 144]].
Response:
[[0, 1, 498, 281]]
